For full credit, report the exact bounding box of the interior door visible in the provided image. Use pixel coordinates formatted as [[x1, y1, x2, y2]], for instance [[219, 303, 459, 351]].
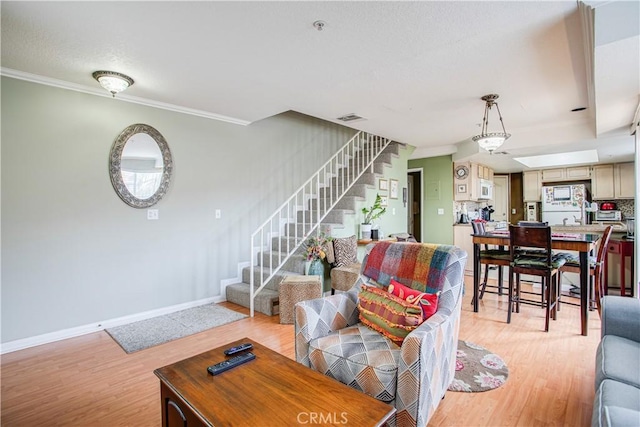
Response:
[[491, 175, 509, 223]]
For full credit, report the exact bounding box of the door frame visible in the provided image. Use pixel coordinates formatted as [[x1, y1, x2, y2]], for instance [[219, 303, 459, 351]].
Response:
[[408, 168, 423, 242]]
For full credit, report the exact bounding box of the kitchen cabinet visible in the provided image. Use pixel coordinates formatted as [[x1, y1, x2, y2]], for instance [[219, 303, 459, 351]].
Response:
[[592, 163, 634, 200], [541, 166, 591, 182], [454, 162, 473, 201], [566, 166, 591, 180], [592, 164, 615, 199], [541, 168, 566, 181], [523, 170, 542, 201], [477, 165, 493, 180], [453, 224, 474, 274], [454, 161, 493, 201], [614, 162, 634, 199]]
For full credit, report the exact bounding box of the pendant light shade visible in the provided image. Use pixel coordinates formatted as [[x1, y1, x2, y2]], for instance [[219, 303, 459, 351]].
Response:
[[472, 94, 510, 154]]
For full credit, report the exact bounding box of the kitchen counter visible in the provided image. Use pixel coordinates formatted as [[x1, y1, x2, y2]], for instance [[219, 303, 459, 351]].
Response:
[[454, 221, 628, 233], [551, 221, 627, 233]]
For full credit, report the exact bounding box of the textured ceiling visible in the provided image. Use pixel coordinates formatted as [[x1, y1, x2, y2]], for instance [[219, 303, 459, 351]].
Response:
[[2, 1, 638, 172]]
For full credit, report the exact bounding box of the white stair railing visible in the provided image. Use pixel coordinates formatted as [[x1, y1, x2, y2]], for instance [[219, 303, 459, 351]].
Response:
[[249, 131, 391, 316]]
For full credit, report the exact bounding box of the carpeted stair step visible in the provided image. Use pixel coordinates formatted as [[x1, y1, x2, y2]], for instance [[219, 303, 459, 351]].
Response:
[[258, 251, 307, 273], [225, 283, 280, 316], [296, 209, 346, 225], [311, 195, 360, 211], [242, 265, 303, 291], [270, 235, 302, 252]]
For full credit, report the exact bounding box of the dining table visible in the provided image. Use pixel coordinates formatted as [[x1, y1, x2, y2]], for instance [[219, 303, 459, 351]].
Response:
[[472, 229, 602, 336]]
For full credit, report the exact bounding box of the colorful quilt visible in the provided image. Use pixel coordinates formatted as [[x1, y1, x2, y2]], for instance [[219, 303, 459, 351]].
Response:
[[362, 241, 457, 294]]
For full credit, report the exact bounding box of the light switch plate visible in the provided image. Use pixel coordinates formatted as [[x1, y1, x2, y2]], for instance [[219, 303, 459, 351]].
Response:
[[437, 208, 444, 215], [215, 209, 221, 219], [147, 209, 159, 220]]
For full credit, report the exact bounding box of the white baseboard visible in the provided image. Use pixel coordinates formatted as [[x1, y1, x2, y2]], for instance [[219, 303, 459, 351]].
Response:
[[1, 295, 226, 354]]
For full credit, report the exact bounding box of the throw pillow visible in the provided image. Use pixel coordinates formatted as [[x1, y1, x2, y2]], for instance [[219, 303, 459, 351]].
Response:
[[333, 235, 358, 267], [388, 279, 439, 319], [358, 284, 424, 345]]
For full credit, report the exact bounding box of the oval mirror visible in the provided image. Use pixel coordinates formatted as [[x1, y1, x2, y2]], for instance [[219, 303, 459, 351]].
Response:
[[109, 124, 173, 208]]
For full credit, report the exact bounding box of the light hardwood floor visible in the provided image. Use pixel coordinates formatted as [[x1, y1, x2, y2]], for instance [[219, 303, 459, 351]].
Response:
[[1, 276, 602, 426]]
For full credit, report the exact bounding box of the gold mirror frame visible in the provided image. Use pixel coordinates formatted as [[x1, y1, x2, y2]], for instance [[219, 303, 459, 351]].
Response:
[[109, 123, 173, 208]]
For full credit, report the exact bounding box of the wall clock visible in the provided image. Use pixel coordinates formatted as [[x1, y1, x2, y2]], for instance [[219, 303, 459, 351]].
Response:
[[455, 165, 469, 180]]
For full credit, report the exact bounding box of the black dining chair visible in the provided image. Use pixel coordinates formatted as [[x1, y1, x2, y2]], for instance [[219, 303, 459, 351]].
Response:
[[508, 224, 567, 332], [514, 220, 550, 306], [471, 221, 510, 303]]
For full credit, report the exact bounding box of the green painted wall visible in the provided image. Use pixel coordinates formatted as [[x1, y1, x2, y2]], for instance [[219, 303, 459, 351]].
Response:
[[408, 155, 454, 244]]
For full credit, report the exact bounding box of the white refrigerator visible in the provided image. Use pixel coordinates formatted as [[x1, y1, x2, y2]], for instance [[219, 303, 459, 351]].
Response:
[[541, 184, 587, 226]]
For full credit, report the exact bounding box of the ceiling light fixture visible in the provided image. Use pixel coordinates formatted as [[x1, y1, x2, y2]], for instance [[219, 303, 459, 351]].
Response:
[[92, 71, 134, 97], [472, 94, 510, 154]]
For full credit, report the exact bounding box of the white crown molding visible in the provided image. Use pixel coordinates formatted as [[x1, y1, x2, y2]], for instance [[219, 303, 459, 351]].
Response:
[[0, 294, 226, 354], [0, 67, 250, 126]]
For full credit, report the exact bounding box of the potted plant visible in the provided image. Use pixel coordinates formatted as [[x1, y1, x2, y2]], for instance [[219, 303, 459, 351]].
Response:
[[361, 194, 386, 240]]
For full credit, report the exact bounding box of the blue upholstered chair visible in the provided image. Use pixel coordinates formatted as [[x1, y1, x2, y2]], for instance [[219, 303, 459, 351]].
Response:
[[592, 296, 640, 426]]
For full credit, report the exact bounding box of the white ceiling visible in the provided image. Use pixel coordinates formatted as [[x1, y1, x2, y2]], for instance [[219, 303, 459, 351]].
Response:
[[2, 1, 638, 173]]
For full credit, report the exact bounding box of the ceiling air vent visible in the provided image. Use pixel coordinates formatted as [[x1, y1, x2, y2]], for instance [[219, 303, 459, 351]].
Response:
[[336, 113, 365, 122]]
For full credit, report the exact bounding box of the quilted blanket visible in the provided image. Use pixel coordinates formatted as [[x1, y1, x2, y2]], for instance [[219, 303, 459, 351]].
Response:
[[362, 241, 457, 293]]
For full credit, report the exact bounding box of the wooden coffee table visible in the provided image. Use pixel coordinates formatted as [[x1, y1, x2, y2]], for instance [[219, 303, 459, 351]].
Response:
[[154, 338, 395, 427]]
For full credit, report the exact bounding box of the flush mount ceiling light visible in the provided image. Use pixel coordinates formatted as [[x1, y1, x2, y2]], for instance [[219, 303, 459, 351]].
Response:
[[472, 94, 511, 154], [92, 71, 134, 97]]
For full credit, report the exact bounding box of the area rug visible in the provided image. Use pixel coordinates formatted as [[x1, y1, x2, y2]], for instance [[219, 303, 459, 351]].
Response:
[[448, 340, 509, 392], [106, 304, 247, 353]]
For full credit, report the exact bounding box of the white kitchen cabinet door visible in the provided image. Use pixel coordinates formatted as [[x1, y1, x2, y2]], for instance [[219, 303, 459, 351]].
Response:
[[592, 164, 615, 199], [523, 170, 542, 201], [614, 162, 635, 199]]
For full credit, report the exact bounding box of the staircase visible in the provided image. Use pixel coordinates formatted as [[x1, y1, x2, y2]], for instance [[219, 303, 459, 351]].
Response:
[[225, 132, 400, 316]]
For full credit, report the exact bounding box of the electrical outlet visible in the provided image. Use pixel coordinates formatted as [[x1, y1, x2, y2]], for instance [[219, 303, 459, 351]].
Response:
[[437, 208, 444, 215], [147, 209, 159, 220], [512, 208, 516, 214]]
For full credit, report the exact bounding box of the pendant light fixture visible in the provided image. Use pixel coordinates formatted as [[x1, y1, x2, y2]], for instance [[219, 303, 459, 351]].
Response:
[[92, 71, 134, 97], [472, 94, 510, 154]]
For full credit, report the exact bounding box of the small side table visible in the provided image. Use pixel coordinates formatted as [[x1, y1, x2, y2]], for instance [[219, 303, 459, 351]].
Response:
[[279, 275, 322, 324]]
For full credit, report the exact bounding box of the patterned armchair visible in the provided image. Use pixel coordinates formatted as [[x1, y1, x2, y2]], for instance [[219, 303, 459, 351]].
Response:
[[295, 242, 467, 427]]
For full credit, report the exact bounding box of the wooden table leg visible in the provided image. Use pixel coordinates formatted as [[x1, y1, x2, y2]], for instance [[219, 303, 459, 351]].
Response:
[[580, 250, 589, 336], [473, 242, 480, 312]]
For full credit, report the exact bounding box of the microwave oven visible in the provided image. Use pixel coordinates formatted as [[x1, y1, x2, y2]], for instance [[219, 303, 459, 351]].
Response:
[[478, 179, 493, 200], [595, 210, 622, 221]]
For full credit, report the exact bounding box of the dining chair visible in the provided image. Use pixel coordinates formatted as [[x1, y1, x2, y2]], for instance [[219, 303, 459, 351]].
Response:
[[558, 225, 613, 316], [512, 221, 550, 307], [508, 224, 567, 331], [471, 221, 510, 303]]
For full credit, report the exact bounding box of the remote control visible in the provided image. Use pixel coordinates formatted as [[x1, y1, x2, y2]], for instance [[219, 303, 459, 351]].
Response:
[[223, 343, 253, 356], [207, 352, 256, 376]]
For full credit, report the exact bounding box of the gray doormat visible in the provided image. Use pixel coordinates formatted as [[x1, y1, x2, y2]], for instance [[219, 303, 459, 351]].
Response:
[[105, 303, 247, 353]]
